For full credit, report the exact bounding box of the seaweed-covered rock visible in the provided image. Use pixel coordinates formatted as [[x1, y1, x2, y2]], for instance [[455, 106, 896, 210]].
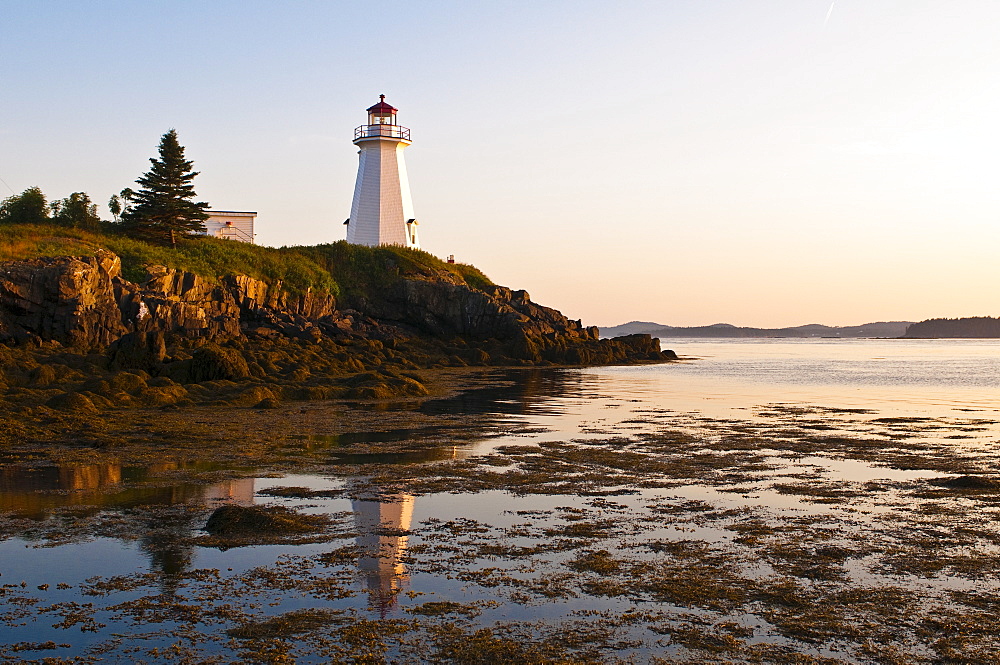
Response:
[[342, 370, 427, 399], [28, 364, 58, 387], [186, 345, 251, 382], [108, 371, 148, 394], [46, 391, 98, 412], [254, 396, 280, 409], [931, 475, 1000, 490], [108, 331, 167, 371], [204, 505, 324, 537], [233, 385, 277, 407], [138, 384, 189, 406]]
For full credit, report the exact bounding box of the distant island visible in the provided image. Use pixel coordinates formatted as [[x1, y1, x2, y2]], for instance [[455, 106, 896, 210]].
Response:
[[902, 316, 1000, 338], [601, 320, 914, 339]]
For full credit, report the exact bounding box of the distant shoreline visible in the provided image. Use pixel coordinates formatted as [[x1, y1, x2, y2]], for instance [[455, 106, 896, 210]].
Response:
[[600, 320, 913, 339], [601, 317, 1000, 340]]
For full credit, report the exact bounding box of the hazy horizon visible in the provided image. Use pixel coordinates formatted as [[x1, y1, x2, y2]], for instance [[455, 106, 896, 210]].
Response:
[[597, 318, 918, 328], [4, 1, 999, 328]]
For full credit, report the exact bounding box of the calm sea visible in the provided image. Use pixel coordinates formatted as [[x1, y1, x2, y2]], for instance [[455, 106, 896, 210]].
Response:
[[604, 336, 1000, 416]]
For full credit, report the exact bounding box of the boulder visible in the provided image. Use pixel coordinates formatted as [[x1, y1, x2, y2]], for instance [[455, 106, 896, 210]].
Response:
[[186, 345, 251, 383], [108, 331, 167, 371], [46, 391, 98, 412], [204, 505, 323, 536]]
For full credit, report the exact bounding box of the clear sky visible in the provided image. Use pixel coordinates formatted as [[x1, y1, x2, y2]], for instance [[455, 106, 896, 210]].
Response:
[[3, 1, 999, 328]]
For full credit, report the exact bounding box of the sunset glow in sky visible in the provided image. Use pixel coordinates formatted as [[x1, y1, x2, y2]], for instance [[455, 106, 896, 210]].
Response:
[[3, 1, 999, 328]]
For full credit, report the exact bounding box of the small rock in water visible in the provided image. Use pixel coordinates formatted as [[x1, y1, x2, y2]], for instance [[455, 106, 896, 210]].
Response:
[[931, 475, 1000, 490], [204, 505, 322, 536]]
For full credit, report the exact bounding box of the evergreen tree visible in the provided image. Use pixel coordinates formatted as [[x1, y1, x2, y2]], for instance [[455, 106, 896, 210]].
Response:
[[0, 186, 50, 225], [121, 129, 208, 244], [51, 192, 101, 230]]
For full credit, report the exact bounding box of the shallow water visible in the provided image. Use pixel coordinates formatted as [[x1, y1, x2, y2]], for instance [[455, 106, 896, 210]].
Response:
[[3, 338, 1000, 662]]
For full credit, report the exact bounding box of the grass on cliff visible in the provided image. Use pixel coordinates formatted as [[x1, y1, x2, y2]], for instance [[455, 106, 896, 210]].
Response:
[[0, 224, 97, 261], [0, 224, 337, 297], [0, 224, 494, 298], [108, 234, 339, 297], [299, 242, 494, 297]]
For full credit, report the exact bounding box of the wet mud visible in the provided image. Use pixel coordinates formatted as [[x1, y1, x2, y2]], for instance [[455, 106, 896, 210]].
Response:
[[2, 368, 1000, 663]]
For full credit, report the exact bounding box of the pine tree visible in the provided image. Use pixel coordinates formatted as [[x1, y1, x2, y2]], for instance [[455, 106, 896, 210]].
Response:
[[121, 129, 208, 244]]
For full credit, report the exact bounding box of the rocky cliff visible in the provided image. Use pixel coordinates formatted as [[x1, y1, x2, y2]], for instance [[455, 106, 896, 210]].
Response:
[[0, 249, 671, 368]]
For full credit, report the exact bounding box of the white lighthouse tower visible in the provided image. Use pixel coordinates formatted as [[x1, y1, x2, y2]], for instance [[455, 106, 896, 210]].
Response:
[[345, 95, 419, 248]]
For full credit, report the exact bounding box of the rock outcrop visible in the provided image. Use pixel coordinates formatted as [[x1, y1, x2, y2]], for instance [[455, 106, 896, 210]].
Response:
[[0, 251, 338, 349], [0, 250, 671, 366], [0, 251, 127, 348]]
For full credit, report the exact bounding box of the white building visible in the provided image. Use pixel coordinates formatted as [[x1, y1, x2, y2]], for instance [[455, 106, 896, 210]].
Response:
[[204, 210, 255, 244], [345, 95, 419, 249]]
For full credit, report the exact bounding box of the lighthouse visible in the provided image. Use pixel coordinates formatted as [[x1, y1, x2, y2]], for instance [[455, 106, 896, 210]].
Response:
[[345, 95, 419, 248]]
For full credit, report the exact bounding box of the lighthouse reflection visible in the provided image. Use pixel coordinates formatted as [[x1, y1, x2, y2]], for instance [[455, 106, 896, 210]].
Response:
[[351, 494, 415, 615]]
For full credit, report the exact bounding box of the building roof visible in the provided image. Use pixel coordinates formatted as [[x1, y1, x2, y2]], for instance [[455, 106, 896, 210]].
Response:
[[206, 210, 257, 216], [367, 94, 398, 114]]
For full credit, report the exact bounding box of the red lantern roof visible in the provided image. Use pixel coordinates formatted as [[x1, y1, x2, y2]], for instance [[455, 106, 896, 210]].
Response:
[[366, 94, 398, 114]]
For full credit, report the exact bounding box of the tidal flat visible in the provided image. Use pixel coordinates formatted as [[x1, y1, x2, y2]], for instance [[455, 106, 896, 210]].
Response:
[[3, 359, 1000, 663]]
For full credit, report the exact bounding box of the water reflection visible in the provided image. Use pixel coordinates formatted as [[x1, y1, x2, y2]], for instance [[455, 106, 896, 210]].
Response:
[[420, 368, 597, 417], [352, 495, 415, 616], [0, 462, 248, 518], [0, 371, 598, 613], [0, 460, 422, 609], [136, 477, 256, 596], [288, 429, 463, 465], [290, 425, 459, 447], [203, 478, 256, 505], [332, 446, 458, 465]]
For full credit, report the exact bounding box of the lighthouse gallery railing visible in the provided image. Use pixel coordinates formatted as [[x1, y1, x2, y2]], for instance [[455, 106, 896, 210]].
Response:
[[355, 124, 411, 141]]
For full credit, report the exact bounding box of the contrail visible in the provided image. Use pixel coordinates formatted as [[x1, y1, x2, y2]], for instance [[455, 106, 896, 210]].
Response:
[[824, 0, 836, 26]]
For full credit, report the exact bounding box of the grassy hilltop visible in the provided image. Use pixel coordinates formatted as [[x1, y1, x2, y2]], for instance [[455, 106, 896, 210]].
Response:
[[0, 223, 493, 298]]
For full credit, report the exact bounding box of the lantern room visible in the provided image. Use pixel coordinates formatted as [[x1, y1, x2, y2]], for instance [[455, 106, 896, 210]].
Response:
[[355, 94, 410, 142], [367, 95, 397, 125]]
